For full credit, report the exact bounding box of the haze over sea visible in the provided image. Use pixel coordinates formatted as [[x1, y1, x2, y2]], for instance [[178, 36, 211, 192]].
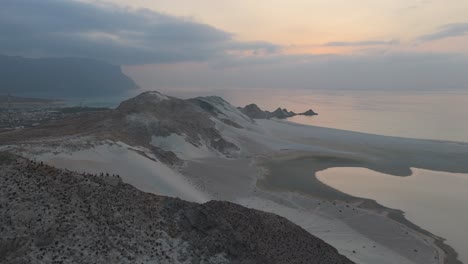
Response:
[[214, 89, 468, 143]]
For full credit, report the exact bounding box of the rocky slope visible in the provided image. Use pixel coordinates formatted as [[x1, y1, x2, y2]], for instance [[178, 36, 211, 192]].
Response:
[[0, 152, 353, 264], [238, 104, 317, 119], [115, 92, 242, 155]]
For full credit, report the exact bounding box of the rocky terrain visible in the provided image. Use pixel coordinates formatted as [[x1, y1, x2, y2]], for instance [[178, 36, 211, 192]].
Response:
[[238, 103, 317, 119], [0, 152, 353, 264]]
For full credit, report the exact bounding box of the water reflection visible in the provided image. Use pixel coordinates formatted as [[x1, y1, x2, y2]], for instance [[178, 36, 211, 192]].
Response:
[[317, 167, 468, 263]]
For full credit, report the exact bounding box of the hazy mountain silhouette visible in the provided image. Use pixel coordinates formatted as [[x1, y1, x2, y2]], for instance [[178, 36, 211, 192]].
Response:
[[0, 55, 138, 97]]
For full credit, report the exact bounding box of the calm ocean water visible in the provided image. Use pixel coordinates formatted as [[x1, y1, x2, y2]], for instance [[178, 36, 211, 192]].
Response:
[[217, 89, 468, 143]]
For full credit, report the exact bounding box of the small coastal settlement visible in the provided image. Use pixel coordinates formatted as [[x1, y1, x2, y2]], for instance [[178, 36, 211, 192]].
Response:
[[0, 95, 108, 132]]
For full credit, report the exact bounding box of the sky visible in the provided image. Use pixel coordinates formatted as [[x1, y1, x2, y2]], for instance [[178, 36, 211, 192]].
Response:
[[1, 0, 468, 92], [98, 0, 468, 54]]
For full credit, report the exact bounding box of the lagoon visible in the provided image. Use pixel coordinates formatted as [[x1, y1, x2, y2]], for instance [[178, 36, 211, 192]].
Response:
[[317, 167, 468, 264]]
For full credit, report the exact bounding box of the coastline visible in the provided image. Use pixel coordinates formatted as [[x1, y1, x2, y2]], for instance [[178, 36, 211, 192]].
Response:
[[256, 150, 461, 264]]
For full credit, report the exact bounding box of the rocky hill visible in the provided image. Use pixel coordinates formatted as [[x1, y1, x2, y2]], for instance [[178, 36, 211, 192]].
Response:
[[238, 103, 317, 119], [0, 152, 353, 264], [0, 91, 249, 163], [114, 91, 242, 155]]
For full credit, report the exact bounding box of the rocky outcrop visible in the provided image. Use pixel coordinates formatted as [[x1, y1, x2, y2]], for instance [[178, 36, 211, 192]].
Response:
[[271, 107, 296, 119], [238, 104, 269, 119], [0, 153, 353, 264], [300, 109, 318, 116], [239, 104, 318, 119]]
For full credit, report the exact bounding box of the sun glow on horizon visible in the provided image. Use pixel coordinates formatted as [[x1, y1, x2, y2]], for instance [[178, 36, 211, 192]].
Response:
[[89, 0, 468, 55]]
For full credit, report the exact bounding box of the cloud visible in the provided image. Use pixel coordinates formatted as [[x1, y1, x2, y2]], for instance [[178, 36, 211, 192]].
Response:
[[418, 23, 468, 42], [0, 0, 278, 64], [324, 39, 400, 47]]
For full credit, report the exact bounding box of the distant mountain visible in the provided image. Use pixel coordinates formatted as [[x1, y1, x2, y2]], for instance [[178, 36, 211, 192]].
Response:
[[238, 103, 318, 119], [0, 55, 138, 97]]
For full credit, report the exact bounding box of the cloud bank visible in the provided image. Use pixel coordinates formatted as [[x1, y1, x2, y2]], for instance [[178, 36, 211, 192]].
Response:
[[0, 0, 278, 64]]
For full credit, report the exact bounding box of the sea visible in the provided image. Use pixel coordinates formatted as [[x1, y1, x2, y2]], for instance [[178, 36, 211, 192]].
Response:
[[218, 89, 468, 143]]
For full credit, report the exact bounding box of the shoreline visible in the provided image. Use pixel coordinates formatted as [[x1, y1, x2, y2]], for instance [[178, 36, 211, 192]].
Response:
[[255, 151, 461, 264], [316, 167, 468, 264]]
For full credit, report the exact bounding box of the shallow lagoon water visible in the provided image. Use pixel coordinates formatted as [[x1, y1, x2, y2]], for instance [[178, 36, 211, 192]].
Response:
[[317, 167, 468, 264]]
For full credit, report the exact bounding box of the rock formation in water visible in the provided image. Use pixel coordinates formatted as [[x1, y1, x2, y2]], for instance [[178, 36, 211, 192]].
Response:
[[0, 152, 353, 264], [238, 104, 318, 119], [237, 104, 269, 119], [301, 109, 318, 116]]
